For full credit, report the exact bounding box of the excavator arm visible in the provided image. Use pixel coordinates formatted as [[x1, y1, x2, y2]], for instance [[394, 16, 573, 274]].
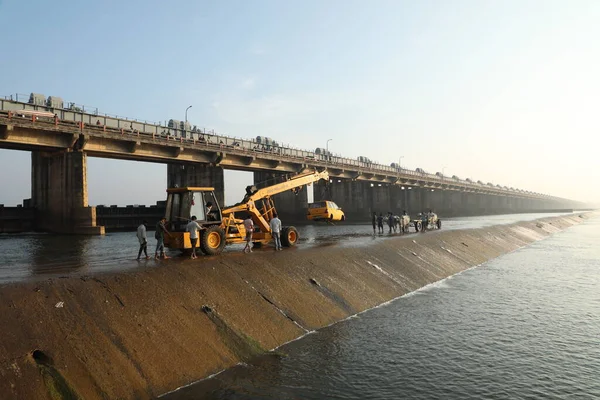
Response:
[[245, 170, 330, 204], [221, 170, 329, 233]]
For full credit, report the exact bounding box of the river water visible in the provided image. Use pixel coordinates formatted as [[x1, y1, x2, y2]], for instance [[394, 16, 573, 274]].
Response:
[[0, 212, 574, 284], [163, 214, 600, 400]]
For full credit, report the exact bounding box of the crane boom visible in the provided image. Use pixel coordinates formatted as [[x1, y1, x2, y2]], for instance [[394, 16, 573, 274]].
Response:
[[162, 169, 330, 255], [245, 170, 329, 203], [221, 170, 329, 233]]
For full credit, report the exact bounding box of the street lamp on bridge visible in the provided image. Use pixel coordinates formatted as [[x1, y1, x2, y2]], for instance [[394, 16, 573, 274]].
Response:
[[326, 138, 332, 153], [399, 156, 404, 169], [185, 105, 192, 125]]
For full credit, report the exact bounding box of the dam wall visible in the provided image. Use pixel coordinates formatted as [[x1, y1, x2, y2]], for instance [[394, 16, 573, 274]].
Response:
[[0, 214, 589, 399], [0, 205, 34, 233]]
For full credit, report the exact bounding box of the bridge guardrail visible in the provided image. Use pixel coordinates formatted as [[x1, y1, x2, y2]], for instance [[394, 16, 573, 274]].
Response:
[[0, 98, 555, 199]]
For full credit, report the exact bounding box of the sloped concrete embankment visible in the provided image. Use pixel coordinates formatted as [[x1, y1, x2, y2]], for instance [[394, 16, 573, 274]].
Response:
[[0, 214, 589, 399]]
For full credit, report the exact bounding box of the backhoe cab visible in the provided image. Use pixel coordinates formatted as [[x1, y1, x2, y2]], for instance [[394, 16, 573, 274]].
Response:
[[163, 170, 330, 256], [163, 187, 226, 255]]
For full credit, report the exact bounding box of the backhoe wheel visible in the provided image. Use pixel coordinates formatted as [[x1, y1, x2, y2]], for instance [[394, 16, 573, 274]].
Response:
[[252, 242, 263, 249], [415, 221, 420, 232], [281, 226, 299, 247], [200, 225, 226, 255], [437, 219, 442, 229]]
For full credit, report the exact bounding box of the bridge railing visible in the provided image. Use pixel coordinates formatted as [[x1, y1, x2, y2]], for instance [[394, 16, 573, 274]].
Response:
[[0, 97, 549, 198]]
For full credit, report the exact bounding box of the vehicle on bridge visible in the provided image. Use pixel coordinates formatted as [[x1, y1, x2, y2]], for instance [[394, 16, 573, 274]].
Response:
[[163, 170, 330, 255], [307, 200, 345, 222]]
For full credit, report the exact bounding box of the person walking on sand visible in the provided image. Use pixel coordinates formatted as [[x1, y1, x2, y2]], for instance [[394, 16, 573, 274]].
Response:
[[155, 217, 171, 259], [371, 212, 377, 234], [186, 216, 204, 259], [377, 213, 384, 234], [270, 213, 282, 251], [136, 220, 150, 260], [243, 216, 254, 253]]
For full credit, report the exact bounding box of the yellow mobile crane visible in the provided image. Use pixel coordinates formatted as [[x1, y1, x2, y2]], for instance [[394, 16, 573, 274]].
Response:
[[163, 170, 330, 255]]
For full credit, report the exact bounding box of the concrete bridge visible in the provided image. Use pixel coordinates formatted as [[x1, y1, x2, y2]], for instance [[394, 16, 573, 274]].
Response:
[[0, 95, 580, 234]]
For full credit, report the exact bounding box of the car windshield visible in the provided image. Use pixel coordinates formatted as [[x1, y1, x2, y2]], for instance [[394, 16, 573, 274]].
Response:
[[309, 202, 327, 209]]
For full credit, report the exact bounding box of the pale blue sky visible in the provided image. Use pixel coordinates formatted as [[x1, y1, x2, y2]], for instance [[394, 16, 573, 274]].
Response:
[[0, 0, 598, 206]]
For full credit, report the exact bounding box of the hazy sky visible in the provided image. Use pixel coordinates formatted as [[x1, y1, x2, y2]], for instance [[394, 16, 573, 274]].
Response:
[[0, 0, 598, 206]]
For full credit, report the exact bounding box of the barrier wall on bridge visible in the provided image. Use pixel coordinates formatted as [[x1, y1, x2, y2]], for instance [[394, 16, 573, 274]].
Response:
[[96, 203, 165, 232], [0, 206, 34, 233], [1, 97, 564, 204]]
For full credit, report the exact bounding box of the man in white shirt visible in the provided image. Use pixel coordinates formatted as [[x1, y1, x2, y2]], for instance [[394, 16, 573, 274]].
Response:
[[186, 216, 205, 259], [243, 216, 254, 253], [269, 213, 282, 251], [136, 220, 149, 260]]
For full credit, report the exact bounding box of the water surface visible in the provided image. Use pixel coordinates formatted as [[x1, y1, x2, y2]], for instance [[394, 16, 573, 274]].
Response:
[[164, 215, 599, 400]]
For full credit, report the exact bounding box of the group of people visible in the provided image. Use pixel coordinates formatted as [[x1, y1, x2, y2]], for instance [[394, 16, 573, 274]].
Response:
[[243, 213, 284, 253], [371, 210, 436, 234], [136, 217, 171, 260], [372, 211, 409, 234], [136, 212, 285, 260]]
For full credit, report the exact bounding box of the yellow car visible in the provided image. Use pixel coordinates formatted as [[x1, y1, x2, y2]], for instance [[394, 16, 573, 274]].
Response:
[[307, 201, 346, 222]]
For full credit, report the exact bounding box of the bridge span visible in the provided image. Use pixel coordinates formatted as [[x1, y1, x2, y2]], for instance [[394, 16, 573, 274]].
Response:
[[0, 95, 579, 234]]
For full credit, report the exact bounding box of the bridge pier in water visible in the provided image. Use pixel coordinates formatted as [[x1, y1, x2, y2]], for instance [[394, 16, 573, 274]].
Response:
[[167, 164, 225, 207], [31, 151, 104, 234], [314, 179, 396, 220]]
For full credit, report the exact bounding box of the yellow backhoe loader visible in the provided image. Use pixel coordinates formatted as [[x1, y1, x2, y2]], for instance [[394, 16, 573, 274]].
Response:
[[163, 170, 330, 255]]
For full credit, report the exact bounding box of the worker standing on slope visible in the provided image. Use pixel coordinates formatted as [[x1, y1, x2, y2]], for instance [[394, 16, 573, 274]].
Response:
[[270, 213, 283, 251], [371, 212, 377, 234], [387, 212, 394, 233], [136, 220, 149, 260], [186, 216, 204, 259], [421, 212, 428, 232], [243, 216, 254, 253], [154, 217, 171, 260]]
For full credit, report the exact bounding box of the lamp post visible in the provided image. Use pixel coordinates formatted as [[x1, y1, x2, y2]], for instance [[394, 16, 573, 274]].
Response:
[[185, 105, 192, 125], [326, 139, 332, 163], [184, 105, 192, 138], [399, 156, 404, 169]]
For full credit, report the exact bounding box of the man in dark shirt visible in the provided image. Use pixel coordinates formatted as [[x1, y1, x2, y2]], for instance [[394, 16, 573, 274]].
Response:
[[377, 213, 384, 234], [155, 217, 171, 259]]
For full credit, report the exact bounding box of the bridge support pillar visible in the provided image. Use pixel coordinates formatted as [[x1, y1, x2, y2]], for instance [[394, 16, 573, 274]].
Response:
[[167, 164, 224, 207], [405, 187, 423, 216], [314, 179, 374, 221], [427, 189, 445, 214], [370, 182, 393, 215], [254, 171, 307, 222], [31, 151, 104, 234], [389, 185, 405, 213]]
